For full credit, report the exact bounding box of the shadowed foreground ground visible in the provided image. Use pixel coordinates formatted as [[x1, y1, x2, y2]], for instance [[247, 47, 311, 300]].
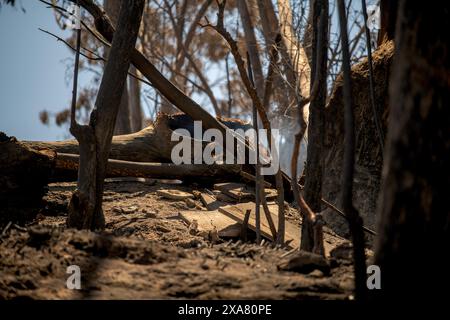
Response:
[[0, 180, 355, 299]]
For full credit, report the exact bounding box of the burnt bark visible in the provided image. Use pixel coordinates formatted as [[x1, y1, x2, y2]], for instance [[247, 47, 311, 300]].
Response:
[[377, 0, 398, 46], [362, 0, 385, 153], [374, 1, 450, 300], [0, 133, 55, 227]]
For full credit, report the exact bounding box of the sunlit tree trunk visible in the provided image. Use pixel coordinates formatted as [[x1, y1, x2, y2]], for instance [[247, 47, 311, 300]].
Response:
[[257, 0, 310, 129], [277, 0, 310, 99], [256, 0, 286, 124]]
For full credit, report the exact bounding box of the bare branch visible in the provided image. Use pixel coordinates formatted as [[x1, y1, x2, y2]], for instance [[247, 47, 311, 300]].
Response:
[[69, 4, 81, 134], [39, 28, 153, 88]]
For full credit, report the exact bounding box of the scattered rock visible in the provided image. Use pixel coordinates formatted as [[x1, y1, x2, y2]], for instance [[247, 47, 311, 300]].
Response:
[[277, 250, 331, 275], [178, 238, 204, 249], [330, 242, 353, 261], [308, 269, 325, 278], [122, 206, 139, 214], [42, 193, 69, 216], [112, 206, 123, 215], [27, 225, 56, 248], [172, 201, 189, 210], [184, 198, 196, 208], [154, 224, 171, 233], [141, 208, 157, 218]]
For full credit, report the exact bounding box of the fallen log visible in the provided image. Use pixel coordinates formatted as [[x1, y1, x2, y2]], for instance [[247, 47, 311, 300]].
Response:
[[25, 113, 185, 163], [24, 113, 252, 163], [23, 113, 258, 184], [7, 114, 247, 184], [23, 113, 293, 199], [54, 153, 242, 182]]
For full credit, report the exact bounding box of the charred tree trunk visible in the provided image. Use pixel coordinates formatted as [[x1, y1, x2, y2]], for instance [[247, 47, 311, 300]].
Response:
[[374, 1, 450, 300], [67, 0, 144, 230], [257, 0, 279, 53], [302, 0, 328, 251], [104, 0, 132, 135], [377, 0, 398, 46], [238, 0, 265, 130]]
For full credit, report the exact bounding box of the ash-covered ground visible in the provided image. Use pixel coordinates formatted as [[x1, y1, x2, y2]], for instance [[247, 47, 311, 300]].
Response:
[[0, 180, 358, 300]]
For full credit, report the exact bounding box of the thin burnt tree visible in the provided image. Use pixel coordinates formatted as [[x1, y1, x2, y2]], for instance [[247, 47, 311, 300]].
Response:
[[374, 1, 450, 300], [336, 0, 367, 300], [302, 0, 329, 252], [67, 0, 145, 230]]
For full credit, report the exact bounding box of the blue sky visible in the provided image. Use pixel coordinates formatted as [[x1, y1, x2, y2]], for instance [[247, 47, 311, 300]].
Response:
[[0, 1, 87, 141], [0, 0, 215, 142]]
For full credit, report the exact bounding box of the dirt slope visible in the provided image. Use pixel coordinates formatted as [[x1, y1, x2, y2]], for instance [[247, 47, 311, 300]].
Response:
[[322, 41, 394, 238]]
